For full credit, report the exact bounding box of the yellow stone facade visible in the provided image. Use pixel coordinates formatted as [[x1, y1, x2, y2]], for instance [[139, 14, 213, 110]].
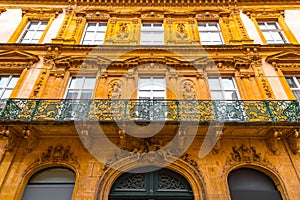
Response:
[[0, 0, 300, 200]]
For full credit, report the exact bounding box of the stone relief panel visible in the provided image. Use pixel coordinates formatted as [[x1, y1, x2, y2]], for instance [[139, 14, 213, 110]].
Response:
[[181, 80, 196, 100], [108, 80, 123, 99]]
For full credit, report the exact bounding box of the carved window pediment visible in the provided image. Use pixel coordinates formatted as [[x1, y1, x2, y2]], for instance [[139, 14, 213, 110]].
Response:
[[0, 50, 39, 71], [266, 52, 300, 70], [54, 56, 111, 70]]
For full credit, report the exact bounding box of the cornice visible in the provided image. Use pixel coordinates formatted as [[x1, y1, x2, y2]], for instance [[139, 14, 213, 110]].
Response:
[[1, 0, 300, 7]]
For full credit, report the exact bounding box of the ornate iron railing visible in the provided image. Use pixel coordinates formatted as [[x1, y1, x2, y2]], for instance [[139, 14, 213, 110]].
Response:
[[0, 99, 299, 122]]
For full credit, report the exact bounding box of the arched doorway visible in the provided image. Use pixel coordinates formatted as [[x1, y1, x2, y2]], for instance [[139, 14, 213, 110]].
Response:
[[109, 166, 194, 200], [22, 167, 75, 200], [228, 168, 283, 200]]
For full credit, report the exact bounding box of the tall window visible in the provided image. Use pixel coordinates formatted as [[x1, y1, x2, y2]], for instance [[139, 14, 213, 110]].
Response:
[[81, 22, 107, 45], [0, 75, 19, 99], [258, 22, 288, 44], [140, 23, 164, 45], [228, 168, 283, 200], [18, 21, 48, 44], [285, 76, 300, 100], [138, 77, 166, 99], [65, 77, 96, 99], [198, 22, 224, 45], [137, 77, 166, 120], [22, 168, 75, 200], [208, 77, 239, 100]]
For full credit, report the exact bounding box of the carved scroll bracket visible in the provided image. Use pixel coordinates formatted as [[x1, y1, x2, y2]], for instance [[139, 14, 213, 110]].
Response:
[[265, 129, 282, 155], [286, 129, 300, 155], [0, 128, 17, 152], [22, 127, 38, 153]]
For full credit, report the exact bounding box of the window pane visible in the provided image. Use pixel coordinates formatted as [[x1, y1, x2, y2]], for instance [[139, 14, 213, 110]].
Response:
[[7, 77, 19, 88], [200, 32, 210, 42], [69, 78, 83, 89], [222, 78, 235, 90], [208, 24, 218, 30], [0, 77, 10, 87], [83, 32, 95, 41], [86, 23, 97, 31], [258, 22, 266, 29], [66, 91, 79, 99], [33, 31, 43, 40], [80, 91, 93, 99], [83, 78, 96, 89], [211, 32, 222, 42], [38, 23, 47, 30], [198, 24, 207, 30], [1, 89, 12, 99], [29, 168, 75, 183], [266, 22, 277, 29], [211, 91, 223, 99], [225, 91, 238, 100], [208, 78, 221, 90], [28, 22, 39, 30]]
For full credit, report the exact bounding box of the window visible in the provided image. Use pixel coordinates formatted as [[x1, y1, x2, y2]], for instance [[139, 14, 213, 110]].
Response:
[[258, 22, 288, 44], [285, 76, 300, 100], [228, 168, 283, 200], [198, 22, 224, 45], [140, 23, 164, 45], [138, 77, 166, 99], [18, 21, 48, 44], [22, 168, 75, 200], [0, 75, 19, 99], [136, 77, 166, 120], [208, 77, 239, 100], [208, 77, 243, 121], [81, 22, 107, 45], [65, 76, 96, 99], [109, 167, 194, 200]]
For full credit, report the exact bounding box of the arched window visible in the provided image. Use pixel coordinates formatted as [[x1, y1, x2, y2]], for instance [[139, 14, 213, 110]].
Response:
[[109, 166, 194, 200], [228, 168, 282, 200], [22, 167, 75, 200]]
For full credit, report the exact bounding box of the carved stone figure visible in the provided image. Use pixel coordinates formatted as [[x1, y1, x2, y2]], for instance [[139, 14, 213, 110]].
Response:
[[182, 80, 196, 100], [176, 23, 188, 39], [108, 81, 122, 99], [0, 129, 16, 152], [117, 23, 129, 39]]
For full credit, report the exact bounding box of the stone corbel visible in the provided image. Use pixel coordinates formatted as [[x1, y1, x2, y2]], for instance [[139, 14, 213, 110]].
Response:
[[0, 8, 6, 14], [0, 128, 17, 152], [212, 125, 223, 154], [286, 129, 300, 154], [265, 129, 282, 154], [22, 127, 38, 153]]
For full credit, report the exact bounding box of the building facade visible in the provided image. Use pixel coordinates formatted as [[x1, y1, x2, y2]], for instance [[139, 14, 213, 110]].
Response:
[[0, 0, 300, 199]]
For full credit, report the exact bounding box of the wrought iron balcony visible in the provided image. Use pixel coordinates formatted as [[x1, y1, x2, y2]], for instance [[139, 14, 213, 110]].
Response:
[[0, 99, 299, 122]]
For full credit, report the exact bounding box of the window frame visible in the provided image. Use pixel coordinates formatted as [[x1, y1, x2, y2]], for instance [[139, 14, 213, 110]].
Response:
[[198, 22, 224, 45], [140, 22, 164, 45], [8, 10, 59, 44], [207, 77, 240, 100], [257, 21, 288, 44], [0, 75, 20, 99], [285, 76, 300, 100], [64, 76, 97, 99], [137, 76, 166, 100], [17, 21, 49, 44], [251, 15, 298, 45], [80, 22, 108, 45]]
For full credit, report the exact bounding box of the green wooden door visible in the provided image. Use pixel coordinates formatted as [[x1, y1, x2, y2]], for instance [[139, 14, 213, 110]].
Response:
[[109, 167, 194, 200]]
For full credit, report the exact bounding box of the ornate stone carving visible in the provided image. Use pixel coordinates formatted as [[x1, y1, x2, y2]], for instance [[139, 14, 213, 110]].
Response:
[[80, 129, 91, 149], [116, 23, 129, 39], [286, 129, 300, 154], [118, 129, 127, 149], [31, 70, 47, 98], [180, 153, 199, 172], [181, 80, 196, 100], [176, 23, 188, 39], [229, 144, 261, 163], [37, 144, 78, 165], [108, 80, 122, 99], [266, 130, 281, 154], [266, 52, 300, 70], [22, 128, 38, 153], [0, 128, 16, 152], [158, 174, 185, 190], [223, 144, 279, 177], [117, 174, 145, 190]]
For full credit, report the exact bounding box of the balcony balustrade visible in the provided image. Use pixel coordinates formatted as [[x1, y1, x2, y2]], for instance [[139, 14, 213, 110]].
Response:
[[0, 99, 299, 122]]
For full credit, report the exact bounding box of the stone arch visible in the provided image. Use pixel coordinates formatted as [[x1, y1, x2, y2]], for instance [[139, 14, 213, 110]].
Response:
[[224, 163, 289, 200], [95, 156, 206, 200], [15, 162, 79, 200]]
